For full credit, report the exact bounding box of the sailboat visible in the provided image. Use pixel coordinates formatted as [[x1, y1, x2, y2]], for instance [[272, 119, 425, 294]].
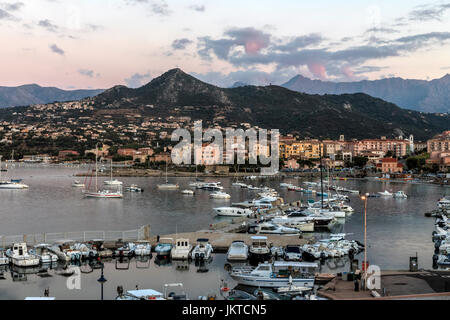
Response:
[[157, 162, 179, 190], [104, 159, 123, 185], [0, 156, 29, 189], [83, 145, 123, 198]]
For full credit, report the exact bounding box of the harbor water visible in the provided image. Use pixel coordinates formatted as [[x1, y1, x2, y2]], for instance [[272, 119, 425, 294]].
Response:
[[0, 165, 448, 299]]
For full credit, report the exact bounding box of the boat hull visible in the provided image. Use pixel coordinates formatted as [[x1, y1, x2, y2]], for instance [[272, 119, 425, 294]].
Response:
[[230, 274, 314, 288]]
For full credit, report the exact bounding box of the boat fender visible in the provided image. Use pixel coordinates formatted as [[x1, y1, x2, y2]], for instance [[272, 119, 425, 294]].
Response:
[[435, 241, 442, 249], [433, 254, 439, 262]]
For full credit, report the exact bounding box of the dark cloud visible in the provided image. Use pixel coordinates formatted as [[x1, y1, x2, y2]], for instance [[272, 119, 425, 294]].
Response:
[[78, 69, 95, 78], [125, 72, 152, 88], [49, 44, 64, 55], [172, 38, 193, 50], [189, 4, 205, 12], [197, 26, 450, 80], [409, 3, 450, 21], [1, 2, 24, 11], [0, 8, 13, 20], [38, 19, 59, 32]]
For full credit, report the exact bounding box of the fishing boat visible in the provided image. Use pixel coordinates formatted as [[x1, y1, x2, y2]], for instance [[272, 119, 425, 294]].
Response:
[[5, 243, 40, 267], [229, 261, 317, 288], [210, 191, 231, 199], [249, 236, 271, 262], [72, 180, 85, 188], [213, 206, 253, 217], [157, 163, 179, 190], [181, 189, 194, 195], [154, 238, 173, 257], [378, 190, 393, 196], [227, 241, 249, 261], [191, 238, 213, 261], [171, 238, 192, 260], [393, 191, 408, 199], [83, 145, 123, 198], [30, 244, 58, 263], [103, 159, 123, 185]]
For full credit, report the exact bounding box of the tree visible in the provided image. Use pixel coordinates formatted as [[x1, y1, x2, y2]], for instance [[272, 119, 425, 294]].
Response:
[[353, 156, 368, 167]]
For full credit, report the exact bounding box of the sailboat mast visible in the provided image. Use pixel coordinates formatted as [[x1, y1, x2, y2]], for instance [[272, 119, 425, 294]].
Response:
[[95, 145, 98, 192], [320, 145, 324, 209]]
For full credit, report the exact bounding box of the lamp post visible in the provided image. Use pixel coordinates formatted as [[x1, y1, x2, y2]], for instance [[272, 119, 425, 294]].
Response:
[[97, 260, 107, 300], [360, 193, 369, 289]]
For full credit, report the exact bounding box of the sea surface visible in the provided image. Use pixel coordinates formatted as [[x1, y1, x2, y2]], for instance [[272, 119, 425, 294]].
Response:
[[0, 164, 448, 300]]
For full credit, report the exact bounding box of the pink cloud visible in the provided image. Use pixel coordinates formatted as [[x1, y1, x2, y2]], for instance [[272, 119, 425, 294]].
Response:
[[308, 63, 327, 79], [245, 40, 267, 55], [341, 66, 354, 79]]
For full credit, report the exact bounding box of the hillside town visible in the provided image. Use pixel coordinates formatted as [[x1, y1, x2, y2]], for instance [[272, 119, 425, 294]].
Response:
[[0, 98, 448, 175]]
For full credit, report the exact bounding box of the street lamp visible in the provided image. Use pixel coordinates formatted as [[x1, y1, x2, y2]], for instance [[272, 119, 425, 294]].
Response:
[[97, 260, 107, 300], [360, 193, 369, 289]]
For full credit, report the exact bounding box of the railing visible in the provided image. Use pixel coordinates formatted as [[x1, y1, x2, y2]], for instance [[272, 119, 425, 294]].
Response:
[[0, 225, 150, 248]]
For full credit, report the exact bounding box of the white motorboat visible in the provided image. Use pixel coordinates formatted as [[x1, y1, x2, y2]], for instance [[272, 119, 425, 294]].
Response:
[[230, 261, 317, 288], [5, 243, 40, 267], [213, 206, 253, 217], [116, 289, 165, 300], [393, 191, 408, 199], [232, 182, 248, 188], [284, 245, 302, 261], [198, 182, 223, 191], [378, 190, 393, 196], [30, 244, 58, 263], [0, 250, 9, 265], [133, 241, 152, 256], [210, 191, 231, 199], [438, 197, 450, 209], [249, 236, 271, 261], [280, 183, 294, 188], [256, 222, 301, 235], [72, 180, 85, 188], [49, 241, 83, 261], [232, 196, 277, 209], [104, 179, 123, 186], [271, 217, 315, 232], [191, 238, 213, 261], [181, 189, 194, 195], [171, 238, 192, 260], [163, 283, 188, 300], [0, 180, 29, 189], [227, 241, 249, 261], [154, 238, 173, 257], [125, 184, 144, 192], [305, 207, 346, 219]]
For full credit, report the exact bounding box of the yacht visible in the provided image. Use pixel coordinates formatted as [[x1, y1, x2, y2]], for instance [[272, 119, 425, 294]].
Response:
[[103, 159, 123, 186], [256, 222, 301, 235], [210, 191, 231, 199], [5, 243, 40, 267], [378, 190, 393, 196], [232, 182, 248, 188], [271, 216, 315, 232], [213, 206, 253, 217], [30, 244, 58, 263], [393, 191, 408, 199], [0, 180, 29, 189], [232, 196, 277, 209], [181, 189, 194, 195], [83, 145, 123, 198], [227, 241, 249, 261], [249, 236, 271, 261], [191, 238, 213, 261], [229, 261, 317, 288], [171, 238, 192, 260], [154, 238, 173, 257], [72, 180, 85, 188]]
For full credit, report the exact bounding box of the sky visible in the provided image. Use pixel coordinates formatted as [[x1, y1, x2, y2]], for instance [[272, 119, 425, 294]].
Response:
[[0, 0, 449, 89]]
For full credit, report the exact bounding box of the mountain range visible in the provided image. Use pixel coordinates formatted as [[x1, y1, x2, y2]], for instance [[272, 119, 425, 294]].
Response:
[[282, 74, 450, 113], [89, 68, 449, 140], [0, 84, 104, 108]]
